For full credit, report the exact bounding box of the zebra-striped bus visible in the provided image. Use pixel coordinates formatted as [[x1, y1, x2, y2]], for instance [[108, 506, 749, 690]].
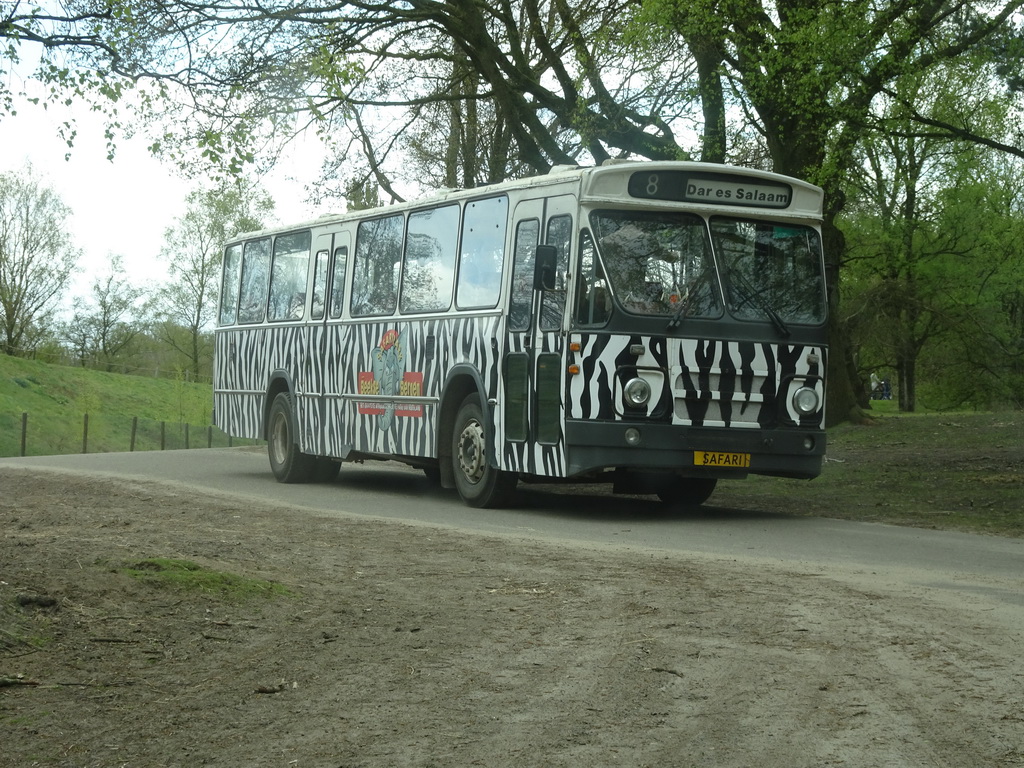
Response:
[[214, 161, 828, 508]]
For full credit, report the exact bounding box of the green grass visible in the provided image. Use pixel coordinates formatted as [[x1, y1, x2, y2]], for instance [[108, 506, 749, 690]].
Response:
[[116, 558, 293, 600], [0, 355, 256, 457], [715, 405, 1023, 537]]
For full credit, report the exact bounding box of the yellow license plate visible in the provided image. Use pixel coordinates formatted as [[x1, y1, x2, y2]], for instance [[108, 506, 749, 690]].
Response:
[[694, 451, 751, 468]]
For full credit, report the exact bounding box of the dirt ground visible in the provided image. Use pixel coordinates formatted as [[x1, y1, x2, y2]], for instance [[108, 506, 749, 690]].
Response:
[[2, 466, 1023, 768]]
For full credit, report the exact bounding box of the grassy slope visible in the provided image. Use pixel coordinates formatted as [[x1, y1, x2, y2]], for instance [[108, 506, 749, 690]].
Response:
[[715, 401, 1023, 537], [0, 355, 223, 457]]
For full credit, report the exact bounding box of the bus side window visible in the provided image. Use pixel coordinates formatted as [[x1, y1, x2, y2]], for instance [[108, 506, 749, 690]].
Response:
[[311, 249, 329, 321], [509, 219, 540, 331], [237, 238, 271, 324], [352, 215, 403, 316], [540, 214, 572, 331], [457, 195, 508, 309], [219, 243, 243, 326], [400, 204, 459, 313], [329, 245, 348, 319], [575, 231, 610, 326], [268, 231, 312, 322]]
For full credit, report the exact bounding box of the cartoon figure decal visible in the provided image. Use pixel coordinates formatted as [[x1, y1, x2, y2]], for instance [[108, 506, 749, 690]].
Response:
[[358, 328, 424, 429]]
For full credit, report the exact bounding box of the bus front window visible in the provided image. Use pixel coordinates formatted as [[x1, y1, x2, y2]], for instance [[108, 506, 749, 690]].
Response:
[[711, 218, 826, 326], [590, 211, 720, 318]]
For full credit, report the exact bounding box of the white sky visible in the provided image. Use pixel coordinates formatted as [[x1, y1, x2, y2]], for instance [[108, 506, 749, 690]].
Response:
[[0, 92, 329, 302]]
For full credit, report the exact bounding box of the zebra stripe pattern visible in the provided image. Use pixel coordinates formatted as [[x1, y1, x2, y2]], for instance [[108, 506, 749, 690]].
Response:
[[215, 321, 825, 480], [568, 334, 826, 428]]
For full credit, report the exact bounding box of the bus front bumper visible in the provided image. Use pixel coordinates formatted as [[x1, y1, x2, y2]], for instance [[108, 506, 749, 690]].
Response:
[[564, 420, 826, 480]]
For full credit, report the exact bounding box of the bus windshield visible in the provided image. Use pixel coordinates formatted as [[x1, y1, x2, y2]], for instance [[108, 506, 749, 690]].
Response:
[[591, 210, 721, 317], [591, 210, 827, 326], [711, 217, 826, 326]]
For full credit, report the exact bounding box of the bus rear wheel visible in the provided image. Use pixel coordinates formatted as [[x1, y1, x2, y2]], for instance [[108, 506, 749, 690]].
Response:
[[268, 392, 317, 483], [451, 394, 516, 508]]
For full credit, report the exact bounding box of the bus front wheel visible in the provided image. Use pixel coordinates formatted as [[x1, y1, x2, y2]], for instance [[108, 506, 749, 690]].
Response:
[[451, 394, 516, 508], [657, 477, 718, 507], [268, 392, 316, 483]]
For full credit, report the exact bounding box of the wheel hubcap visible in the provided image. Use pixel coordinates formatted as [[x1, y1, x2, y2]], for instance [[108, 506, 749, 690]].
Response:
[[457, 418, 486, 484], [270, 414, 288, 464]]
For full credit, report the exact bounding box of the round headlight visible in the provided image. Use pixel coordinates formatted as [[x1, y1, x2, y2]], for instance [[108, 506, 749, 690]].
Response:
[[623, 377, 652, 408], [792, 386, 820, 415]]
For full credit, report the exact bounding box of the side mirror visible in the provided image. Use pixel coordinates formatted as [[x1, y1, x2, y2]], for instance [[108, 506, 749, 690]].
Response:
[[534, 244, 558, 291]]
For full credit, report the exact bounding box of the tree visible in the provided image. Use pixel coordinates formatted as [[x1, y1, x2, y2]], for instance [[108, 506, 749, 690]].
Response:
[[1, 3, 165, 158], [9, 1, 1024, 419], [63, 255, 149, 372], [842, 105, 1024, 413], [155, 181, 273, 379], [839, 51, 1024, 411], [898, 154, 1024, 410], [843, 140, 962, 412], [9, 3, 1024, 191], [635, 0, 1024, 421], [0, 166, 78, 356], [2, 1, 701, 182]]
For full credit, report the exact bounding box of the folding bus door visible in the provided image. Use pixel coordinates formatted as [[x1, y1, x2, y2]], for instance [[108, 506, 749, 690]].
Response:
[[299, 230, 350, 458], [503, 195, 573, 477]]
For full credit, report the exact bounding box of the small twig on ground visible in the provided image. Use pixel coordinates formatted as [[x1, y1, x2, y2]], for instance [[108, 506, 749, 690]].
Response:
[[0, 676, 40, 687]]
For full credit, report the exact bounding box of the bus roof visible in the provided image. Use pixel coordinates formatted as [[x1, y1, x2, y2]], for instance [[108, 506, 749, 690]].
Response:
[[228, 161, 824, 244]]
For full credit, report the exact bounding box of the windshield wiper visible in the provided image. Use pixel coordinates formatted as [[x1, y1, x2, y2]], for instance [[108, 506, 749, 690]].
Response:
[[667, 270, 715, 330], [726, 268, 791, 338]]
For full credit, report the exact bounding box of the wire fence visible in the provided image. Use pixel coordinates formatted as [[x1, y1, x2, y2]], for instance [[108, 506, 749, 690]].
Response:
[[1, 411, 263, 458]]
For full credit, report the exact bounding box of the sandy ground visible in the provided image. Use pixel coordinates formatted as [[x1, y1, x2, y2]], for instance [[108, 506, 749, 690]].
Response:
[[2, 466, 1023, 768]]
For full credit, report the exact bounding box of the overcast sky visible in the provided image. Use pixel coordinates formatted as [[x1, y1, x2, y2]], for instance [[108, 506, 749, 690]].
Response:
[[0, 87, 328, 302]]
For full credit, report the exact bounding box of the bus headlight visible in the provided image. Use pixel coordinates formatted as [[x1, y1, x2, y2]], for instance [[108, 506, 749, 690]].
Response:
[[623, 377, 652, 408], [792, 386, 820, 415]]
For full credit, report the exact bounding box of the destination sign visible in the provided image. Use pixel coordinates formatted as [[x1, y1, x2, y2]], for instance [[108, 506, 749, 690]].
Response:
[[628, 171, 792, 209]]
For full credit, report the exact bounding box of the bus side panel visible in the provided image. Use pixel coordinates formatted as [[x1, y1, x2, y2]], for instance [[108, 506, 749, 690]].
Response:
[[334, 313, 502, 459], [213, 328, 267, 440], [448, 314, 504, 398], [213, 325, 314, 446], [213, 329, 261, 439]]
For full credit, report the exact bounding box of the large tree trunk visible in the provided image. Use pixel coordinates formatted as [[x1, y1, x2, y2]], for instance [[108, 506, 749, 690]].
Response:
[[687, 35, 727, 163], [766, 114, 871, 426], [820, 217, 870, 425], [897, 352, 916, 412]]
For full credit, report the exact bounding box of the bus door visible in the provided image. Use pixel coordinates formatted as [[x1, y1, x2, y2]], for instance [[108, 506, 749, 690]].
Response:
[[303, 230, 350, 457], [504, 196, 574, 476]]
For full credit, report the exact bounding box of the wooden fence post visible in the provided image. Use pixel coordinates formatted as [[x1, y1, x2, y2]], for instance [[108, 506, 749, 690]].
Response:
[[82, 413, 89, 454], [20, 412, 27, 457], [130, 417, 138, 452]]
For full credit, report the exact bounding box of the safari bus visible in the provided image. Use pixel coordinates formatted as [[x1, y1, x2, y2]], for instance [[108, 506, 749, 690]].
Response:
[[213, 161, 828, 508]]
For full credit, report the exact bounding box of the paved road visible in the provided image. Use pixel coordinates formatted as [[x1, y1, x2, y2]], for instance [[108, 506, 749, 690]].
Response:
[[3, 448, 1023, 611]]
